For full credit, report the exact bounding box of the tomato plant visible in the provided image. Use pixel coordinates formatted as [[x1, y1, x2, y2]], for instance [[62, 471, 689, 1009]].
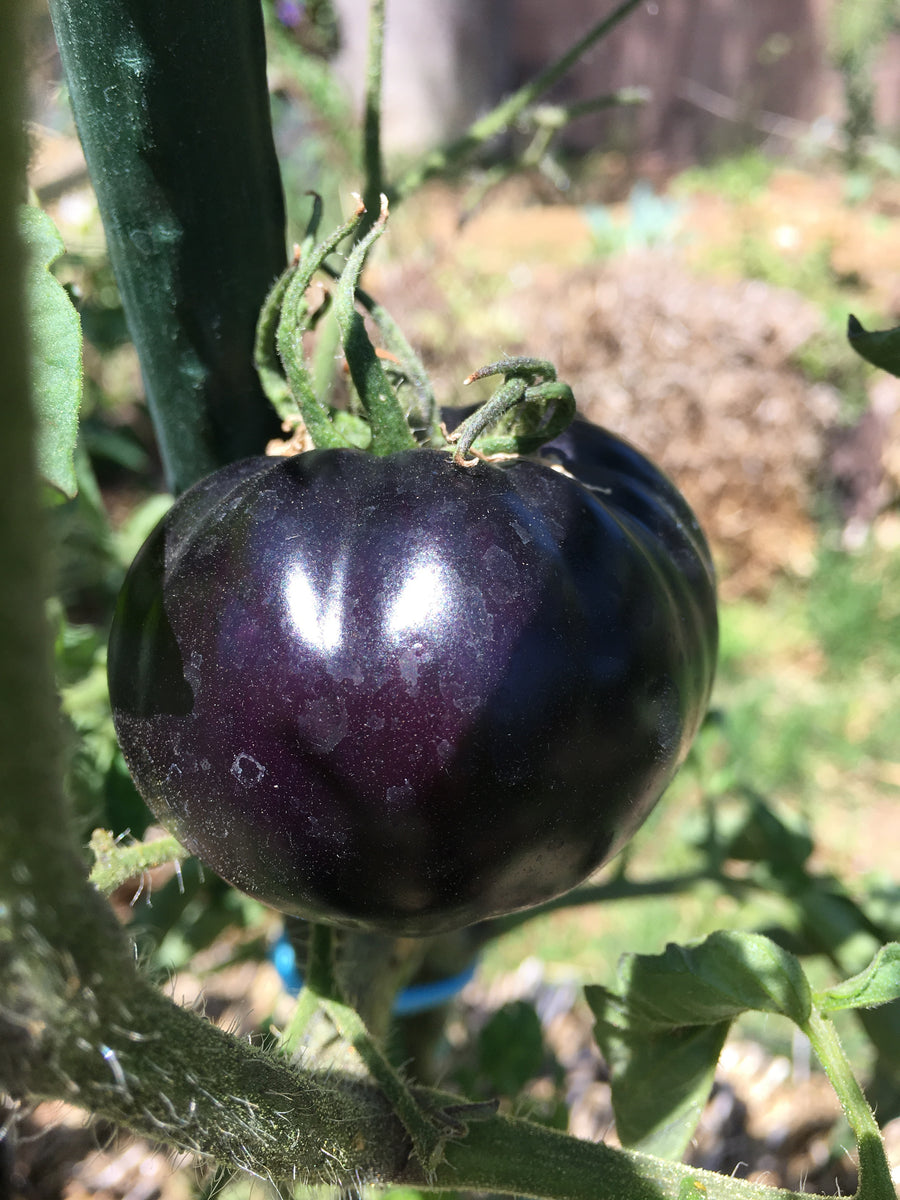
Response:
[[5, 0, 900, 1196]]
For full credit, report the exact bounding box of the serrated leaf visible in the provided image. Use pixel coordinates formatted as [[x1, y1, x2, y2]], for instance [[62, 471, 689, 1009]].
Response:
[[847, 314, 900, 377], [20, 205, 83, 497], [816, 944, 900, 1014]]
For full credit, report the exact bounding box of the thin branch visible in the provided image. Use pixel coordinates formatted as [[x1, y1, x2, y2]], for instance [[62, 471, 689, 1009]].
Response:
[[803, 1010, 895, 1200], [479, 870, 751, 941], [393, 0, 645, 201], [675, 77, 838, 145], [361, 0, 387, 233]]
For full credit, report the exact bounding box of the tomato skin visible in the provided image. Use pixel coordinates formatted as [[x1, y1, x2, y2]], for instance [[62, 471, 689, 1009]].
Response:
[[108, 420, 717, 936]]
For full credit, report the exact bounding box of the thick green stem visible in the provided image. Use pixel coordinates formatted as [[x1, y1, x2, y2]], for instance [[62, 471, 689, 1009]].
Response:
[[48, 0, 287, 493], [410, 1104, 810, 1200], [6, 953, 412, 1183], [0, 0, 130, 991]]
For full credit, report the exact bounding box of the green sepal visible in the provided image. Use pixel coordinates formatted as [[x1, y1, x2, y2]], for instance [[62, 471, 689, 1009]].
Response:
[[331, 270, 439, 441], [332, 197, 416, 456], [447, 358, 575, 462], [472, 380, 576, 457], [848, 314, 900, 377], [816, 943, 900, 1014], [255, 200, 370, 450], [332, 410, 372, 449], [19, 205, 83, 498]]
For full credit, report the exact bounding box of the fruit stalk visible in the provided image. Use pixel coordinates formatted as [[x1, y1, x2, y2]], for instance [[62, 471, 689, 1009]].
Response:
[[361, 0, 387, 233]]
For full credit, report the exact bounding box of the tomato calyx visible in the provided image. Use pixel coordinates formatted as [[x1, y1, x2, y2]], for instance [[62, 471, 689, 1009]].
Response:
[[255, 197, 576, 464], [445, 357, 576, 465]]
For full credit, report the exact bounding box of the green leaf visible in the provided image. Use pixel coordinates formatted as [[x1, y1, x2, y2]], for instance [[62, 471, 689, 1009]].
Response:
[[590, 991, 729, 1159], [477, 1001, 545, 1097], [19, 205, 83, 497], [816, 943, 900, 1014], [585, 932, 813, 1157], [847, 314, 900, 377], [599, 932, 812, 1033]]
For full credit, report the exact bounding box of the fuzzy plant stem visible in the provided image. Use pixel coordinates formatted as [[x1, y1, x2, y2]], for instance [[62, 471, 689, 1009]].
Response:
[[47, 0, 287, 494], [361, 0, 387, 234], [0, 0, 125, 1034], [803, 1010, 896, 1200]]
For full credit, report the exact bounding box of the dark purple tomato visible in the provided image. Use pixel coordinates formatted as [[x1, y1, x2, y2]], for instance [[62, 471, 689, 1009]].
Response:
[[108, 419, 717, 936]]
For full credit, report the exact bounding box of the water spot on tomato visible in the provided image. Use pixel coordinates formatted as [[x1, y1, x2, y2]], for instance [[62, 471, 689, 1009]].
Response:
[[386, 781, 415, 811], [297, 695, 348, 753], [397, 646, 421, 691], [231, 752, 266, 787]]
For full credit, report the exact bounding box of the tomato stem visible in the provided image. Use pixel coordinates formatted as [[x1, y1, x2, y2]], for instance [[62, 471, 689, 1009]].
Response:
[[278, 922, 467, 1176], [360, 0, 386, 238], [803, 1009, 896, 1200]]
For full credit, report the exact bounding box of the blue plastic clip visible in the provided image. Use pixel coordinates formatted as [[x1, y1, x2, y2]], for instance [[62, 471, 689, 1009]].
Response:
[[271, 930, 477, 1016]]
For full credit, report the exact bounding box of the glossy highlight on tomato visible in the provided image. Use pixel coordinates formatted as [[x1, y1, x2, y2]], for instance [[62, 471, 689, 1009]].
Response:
[[108, 418, 717, 936]]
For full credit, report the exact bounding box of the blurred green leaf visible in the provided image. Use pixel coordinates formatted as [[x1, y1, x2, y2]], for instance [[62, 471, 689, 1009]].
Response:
[[19, 204, 83, 497], [817, 943, 900, 1014], [847, 314, 900, 376], [477, 1001, 545, 1097], [82, 420, 150, 473], [114, 492, 173, 568]]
